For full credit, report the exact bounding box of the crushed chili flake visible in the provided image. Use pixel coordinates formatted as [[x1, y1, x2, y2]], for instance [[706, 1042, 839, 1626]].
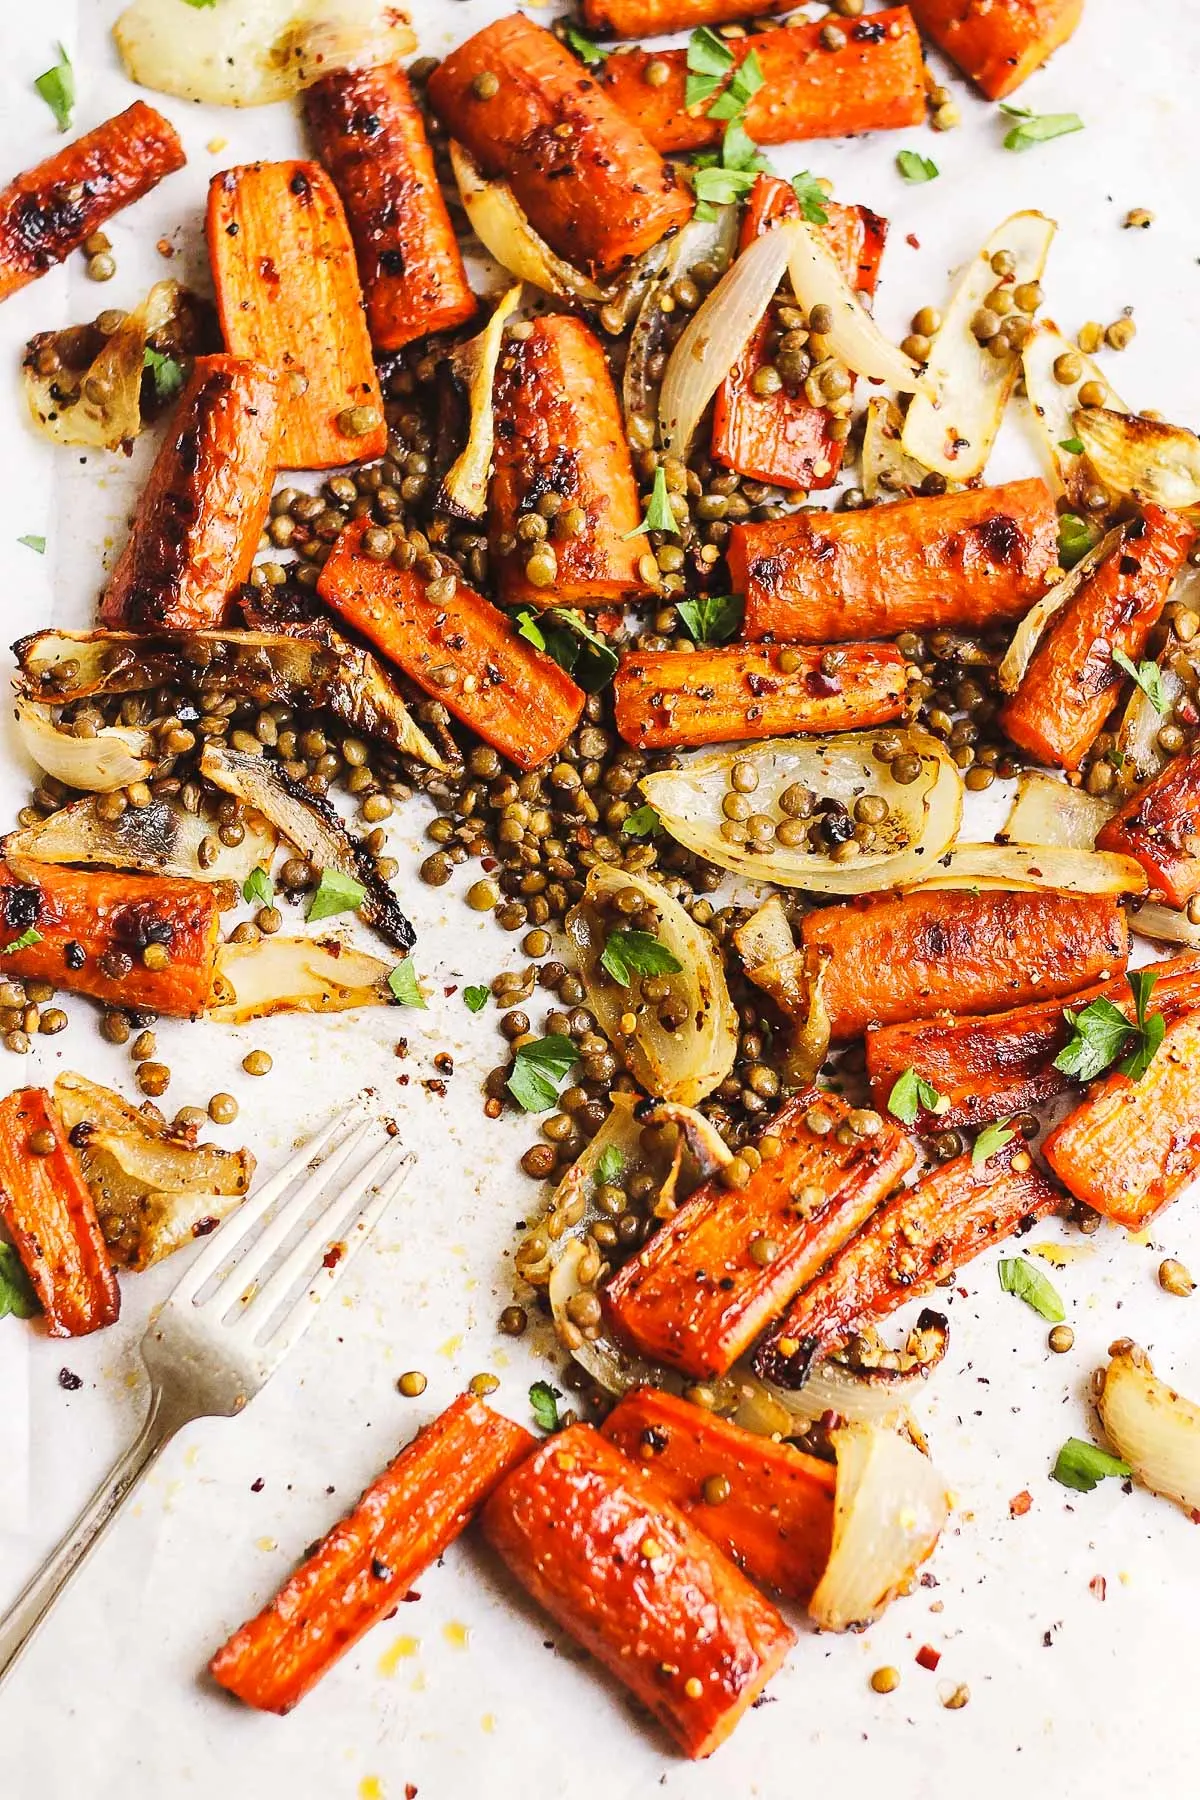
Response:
[[1010, 1490, 1034, 1517], [250, 1477, 265, 1493], [1089, 1575, 1107, 1601], [915, 1644, 941, 1672]]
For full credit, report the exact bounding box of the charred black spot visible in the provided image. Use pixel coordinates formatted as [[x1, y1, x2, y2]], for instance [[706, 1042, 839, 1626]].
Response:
[[1126, 516, 1149, 541], [1119, 555, 1141, 577], [289, 169, 312, 200], [68, 1121, 94, 1149], [64, 940, 86, 970], [378, 248, 404, 275], [973, 513, 1026, 565], [3, 886, 42, 930], [352, 110, 382, 136], [852, 19, 886, 41]]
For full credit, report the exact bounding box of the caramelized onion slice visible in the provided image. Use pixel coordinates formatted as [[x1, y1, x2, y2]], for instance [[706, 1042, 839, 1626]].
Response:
[[998, 527, 1123, 696], [15, 699, 154, 793], [207, 937, 392, 1021], [441, 284, 521, 521], [624, 205, 737, 424], [1021, 320, 1129, 505], [449, 139, 603, 303], [23, 280, 184, 450], [1096, 1340, 1200, 1516], [5, 794, 276, 883], [999, 772, 1112, 850], [1074, 407, 1200, 512], [907, 842, 1144, 895]]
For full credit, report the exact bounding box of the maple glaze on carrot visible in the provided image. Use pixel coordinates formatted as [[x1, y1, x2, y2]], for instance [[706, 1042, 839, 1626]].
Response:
[[908, 0, 1084, 100], [1096, 748, 1200, 908], [0, 1088, 119, 1337]]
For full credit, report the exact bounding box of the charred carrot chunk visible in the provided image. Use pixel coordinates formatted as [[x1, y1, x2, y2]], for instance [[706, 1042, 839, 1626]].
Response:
[[317, 517, 585, 770], [582, 0, 788, 33], [481, 1424, 795, 1758], [490, 314, 655, 609], [1000, 508, 1195, 772], [598, 10, 925, 154], [730, 478, 1059, 643], [211, 1394, 533, 1713], [426, 13, 693, 279], [605, 1091, 915, 1380], [803, 888, 1130, 1041], [612, 641, 907, 750], [303, 64, 476, 352], [99, 356, 283, 631], [908, 0, 1083, 101], [756, 1143, 1060, 1385], [602, 1387, 835, 1602], [1096, 749, 1200, 909], [0, 1088, 119, 1337], [206, 160, 386, 470], [0, 102, 184, 303]]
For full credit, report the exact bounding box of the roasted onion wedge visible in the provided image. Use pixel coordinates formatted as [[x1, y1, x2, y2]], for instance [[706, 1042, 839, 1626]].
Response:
[[23, 280, 187, 450], [14, 699, 154, 793], [207, 936, 392, 1021], [5, 794, 276, 883], [624, 206, 737, 424], [1021, 320, 1129, 505], [1074, 407, 1200, 512], [998, 528, 1122, 695], [449, 139, 603, 303], [999, 771, 1112, 851], [733, 899, 831, 1089], [441, 284, 521, 521], [1096, 1340, 1200, 1516], [907, 842, 1144, 895]]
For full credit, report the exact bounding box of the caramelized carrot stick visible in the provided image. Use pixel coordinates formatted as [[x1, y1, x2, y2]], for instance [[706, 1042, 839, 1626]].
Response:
[[612, 641, 906, 750], [211, 1395, 533, 1713], [99, 357, 283, 631], [908, 0, 1084, 101], [582, 0, 788, 34], [317, 517, 585, 770], [730, 478, 1059, 643], [0, 1088, 119, 1337], [1095, 749, 1200, 908], [303, 64, 476, 351], [1000, 508, 1195, 772], [605, 1091, 915, 1380], [481, 1424, 795, 1758], [597, 9, 925, 154], [0, 102, 185, 303], [802, 888, 1130, 1040], [206, 160, 386, 470], [1044, 1006, 1200, 1228], [712, 177, 887, 492], [755, 1143, 1060, 1385], [427, 13, 693, 279], [602, 1387, 835, 1601], [490, 314, 655, 609]]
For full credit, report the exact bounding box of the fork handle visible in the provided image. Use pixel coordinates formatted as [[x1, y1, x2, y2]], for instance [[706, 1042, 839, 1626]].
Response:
[[0, 1386, 182, 1687]]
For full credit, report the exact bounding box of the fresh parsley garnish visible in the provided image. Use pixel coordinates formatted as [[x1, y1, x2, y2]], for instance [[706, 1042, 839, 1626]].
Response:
[[1054, 970, 1165, 1084], [685, 25, 734, 110], [972, 1118, 1016, 1167], [675, 593, 742, 645], [1, 929, 42, 955], [242, 867, 274, 908], [692, 118, 770, 216], [1113, 648, 1168, 715], [790, 170, 829, 226], [706, 47, 763, 123], [512, 607, 618, 693], [0, 1242, 38, 1322], [600, 929, 683, 988], [595, 1145, 625, 1186], [507, 1034, 580, 1113], [463, 985, 490, 1013], [1058, 512, 1098, 569], [388, 961, 427, 1008], [144, 346, 185, 404], [622, 803, 662, 839], [897, 149, 938, 183], [306, 868, 367, 924], [887, 1068, 948, 1127], [1001, 104, 1084, 153], [564, 24, 608, 66], [35, 42, 74, 132], [529, 1380, 562, 1432], [628, 465, 679, 538], [998, 1256, 1065, 1323], [17, 535, 45, 554], [1058, 436, 1085, 456], [1051, 1437, 1130, 1493]]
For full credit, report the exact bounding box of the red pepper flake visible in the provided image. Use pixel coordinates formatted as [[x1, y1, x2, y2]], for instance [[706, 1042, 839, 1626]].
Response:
[[322, 1242, 345, 1270], [192, 1215, 219, 1238], [906, 232, 920, 249], [423, 1079, 448, 1097], [250, 1477, 265, 1493], [1089, 1575, 1106, 1601], [1010, 1490, 1033, 1517], [915, 1644, 941, 1672], [443, 984, 458, 997], [406, 1786, 418, 1799]]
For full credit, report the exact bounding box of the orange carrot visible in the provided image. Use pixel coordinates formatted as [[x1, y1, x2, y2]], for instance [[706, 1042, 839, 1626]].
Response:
[[490, 314, 655, 609], [303, 64, 477, 351], [427, 13, 693, 279], [0, 102, 185, 304], [908, 0, 1084, 101], [210, 1394, 533, 1713], [731, 478, 1059, 643], [1095, 749, 1200, 908], [712, 177, 887, 492], [802, 888, 1130, 1040], [206, 160, 386, 470], [99, 356, 283, 631], [612, 641, 907, 750], [582, 0, 788, 33], [597, 9, 925, 153], [1000, 508, 1196, 772], [481, 1424, 795, 1758], [605, 1091, 915, 1380], [317, 517, 585, 770], [602, 1387, 835, 1601], [0, 1088, 119, 1337]]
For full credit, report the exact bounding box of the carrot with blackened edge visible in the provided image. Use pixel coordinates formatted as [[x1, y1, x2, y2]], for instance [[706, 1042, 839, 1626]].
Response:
[[317, 517, 585, 770], [1096, 749, 1200, 908], [908, 0, 1083, 101], [1000, 508, 1195, 772], [0, 1088, 119, 1337], [712, 178, 888, 492], [602, 1388, 835, 1602], [490, 314, 655, 610], [206, 161, 385, 470], [802, 888, 1129, 1040], [730, 478, 1059, 643], [303, 64, 476, 351], [482, 1424, 795, 1758], [755, 1143, 1060, 1386], [597, 9, 925, 154], [612, 641, 907, 750], [99, 357, 283, 631], [605, 1091, 915, 1380], [582, 0, 788, 34], [0, 101, 185, 303], [427, 13, 692, 279], [211, 1394, 533, 1712]]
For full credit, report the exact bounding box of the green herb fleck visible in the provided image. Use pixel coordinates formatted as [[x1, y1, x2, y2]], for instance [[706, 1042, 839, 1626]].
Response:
[[1113, 648, 1168, 716], [676, 593, 743, 645], [685, 25, 734, 110], [706, 48, 764, 123], [998, 1256, 1065, 1322], [896, 149, 938, 183], [0, 1242, 39, 1322], [1058, 512, 1098, 569], [529, 1380, 562, 1432], [1051, 1437, 1130, 1492], [1001, 104, 1084, 152], [35, 43, 74, 132], [600, 929, 683, 988], [595, 1145, 625, 1186], [513, 607, 619, 692], [388, 961, 427, 1008], [182, 0, 219, 7], [507, 1034, 581, 1113], [1, 929, 42, 956], [1054, 970, 1164, 1084], [622, 803, 662, 839], [242, 867, 274, 908], [463, 985, 490, 1014], [564, 25, 608, 66], [1058, 436, 1085, 456], [17, 535, 45, 555], [628, 465, 679, 538], [972, 1118, 1016, 1167], [144, 346, 185, 404], [790, 170, 829, 226], [887, 1067, 948, 1127], [305, 868, 367, 924]]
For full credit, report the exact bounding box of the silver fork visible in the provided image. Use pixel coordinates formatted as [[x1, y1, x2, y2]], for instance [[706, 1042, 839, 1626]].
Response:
[[0, 1104, 412, 1686]]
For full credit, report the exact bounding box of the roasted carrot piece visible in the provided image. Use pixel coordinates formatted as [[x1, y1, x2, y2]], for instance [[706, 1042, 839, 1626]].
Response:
[[211, 1394, 533, 1713], [0, 860, 221, 1018], [427, 13, 693, 279], [481, 1424, 795, 1758], [317, 517, 585, 770], [712, 178, 887, 493], [1044, 1006, 1200, 1228], [802, 888, 1130, 1041], [206, 160, 386, 470], [490, 314, 655, 610], [755, 1143, 1060, 1385], [1000, 508, 1196, 772], [0, 1088, 119, 1337], [99, 357, 283, 631], [1095, 749, 1200, 908], [0, 102, 184, 304], [730, 478, 1058, 643], [582, 0, 788, 34], [908, 0, 1083, 101], [303, 64, 476, 351], [605, 1091, 915, 1380], [612, 641, 906, 750], [597, 9, 925, 154], [602, 1387, 835, 1601]]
